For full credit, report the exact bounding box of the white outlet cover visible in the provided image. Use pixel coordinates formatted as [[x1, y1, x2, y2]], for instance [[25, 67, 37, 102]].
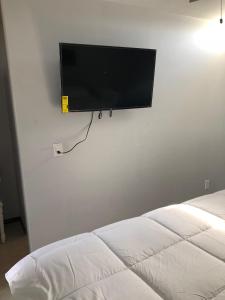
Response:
[[53, 143, 63, 157], [204, 179, 210, 190]]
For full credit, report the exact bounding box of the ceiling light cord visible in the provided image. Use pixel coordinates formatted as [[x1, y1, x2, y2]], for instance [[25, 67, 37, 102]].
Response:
[[220, 0, 223, 24]]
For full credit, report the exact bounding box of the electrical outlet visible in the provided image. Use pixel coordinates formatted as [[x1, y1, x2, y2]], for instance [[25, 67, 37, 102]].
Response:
[[204, 179, 210, 191], [53, 143, 63, 157]]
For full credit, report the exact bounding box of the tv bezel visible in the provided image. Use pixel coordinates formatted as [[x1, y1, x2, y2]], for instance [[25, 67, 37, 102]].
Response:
[[59, 43, 157, 112]]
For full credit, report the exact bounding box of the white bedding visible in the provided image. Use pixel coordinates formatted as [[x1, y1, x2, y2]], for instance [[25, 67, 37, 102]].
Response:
[[6, 190, 225, 300]]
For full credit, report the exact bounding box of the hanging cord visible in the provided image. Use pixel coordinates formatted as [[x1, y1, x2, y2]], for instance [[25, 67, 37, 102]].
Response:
[[220, 0, 223, 23], [60, 111, 94, 155]]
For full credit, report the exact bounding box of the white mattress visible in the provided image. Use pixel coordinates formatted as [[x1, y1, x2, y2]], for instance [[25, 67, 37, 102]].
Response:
[[6, 190, 225, 300]]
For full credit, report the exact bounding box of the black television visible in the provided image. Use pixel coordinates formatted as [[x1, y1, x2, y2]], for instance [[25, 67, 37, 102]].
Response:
[[59, 43, 156, 112]]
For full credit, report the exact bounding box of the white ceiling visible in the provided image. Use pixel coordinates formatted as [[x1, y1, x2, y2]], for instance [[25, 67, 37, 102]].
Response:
[[103, 0, 220, 20]]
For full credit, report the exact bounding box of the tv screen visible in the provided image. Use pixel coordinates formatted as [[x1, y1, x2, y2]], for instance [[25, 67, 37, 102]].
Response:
[[59, 43, 156, 112]]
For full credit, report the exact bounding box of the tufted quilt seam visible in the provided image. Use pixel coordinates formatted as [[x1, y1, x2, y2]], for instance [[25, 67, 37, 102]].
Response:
[[59, 213, 222, 300]]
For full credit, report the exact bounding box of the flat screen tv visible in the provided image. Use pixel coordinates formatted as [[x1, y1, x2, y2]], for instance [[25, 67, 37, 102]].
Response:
[[59, 43, 156, 112]]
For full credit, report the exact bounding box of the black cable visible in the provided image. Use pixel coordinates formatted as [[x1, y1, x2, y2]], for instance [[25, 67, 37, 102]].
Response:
[[60, 111, 94, 155], [98, 111, 102, 119], [221, 0, 224, 23]]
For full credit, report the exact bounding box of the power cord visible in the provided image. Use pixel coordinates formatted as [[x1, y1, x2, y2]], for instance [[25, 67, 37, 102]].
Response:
[[98, 111, 102, 119], [221, 0, 224, 23], [58, 111, 94, 155]]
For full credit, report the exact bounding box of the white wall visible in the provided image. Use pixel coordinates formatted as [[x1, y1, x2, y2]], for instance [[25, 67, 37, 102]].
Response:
[[1, 0, 225, 250]]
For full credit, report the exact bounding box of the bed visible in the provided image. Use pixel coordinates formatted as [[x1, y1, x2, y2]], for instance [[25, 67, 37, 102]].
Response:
[[6, 190, 225, 300]]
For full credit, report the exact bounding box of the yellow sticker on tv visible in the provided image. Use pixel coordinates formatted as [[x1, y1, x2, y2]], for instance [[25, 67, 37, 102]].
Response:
[[62, 96, 69, 113]]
